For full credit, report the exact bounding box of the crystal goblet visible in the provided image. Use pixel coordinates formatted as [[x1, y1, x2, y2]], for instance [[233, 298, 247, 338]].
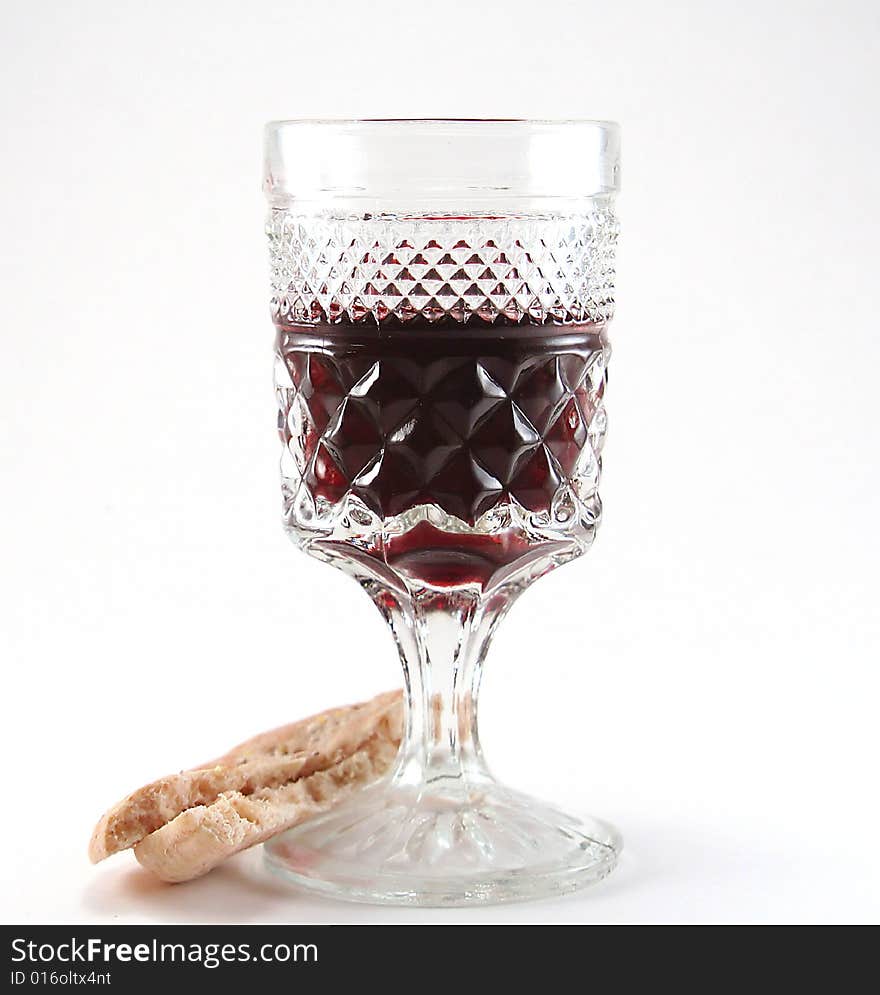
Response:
[[263, 119, 622, 906]]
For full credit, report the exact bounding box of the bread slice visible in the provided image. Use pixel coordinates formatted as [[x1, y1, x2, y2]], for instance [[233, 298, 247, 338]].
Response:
[[135, 735, 399, 882], [89, 690, 402, 881]]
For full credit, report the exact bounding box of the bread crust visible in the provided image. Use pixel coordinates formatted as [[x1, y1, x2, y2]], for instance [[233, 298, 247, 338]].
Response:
[[135, 736, 399, 882], [89, 690, 402, 879]]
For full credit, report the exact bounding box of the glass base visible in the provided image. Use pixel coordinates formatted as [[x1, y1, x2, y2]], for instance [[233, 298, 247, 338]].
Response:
[[263, 777, 621, 907]]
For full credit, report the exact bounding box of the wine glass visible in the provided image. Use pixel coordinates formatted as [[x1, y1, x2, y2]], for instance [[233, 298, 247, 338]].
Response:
[[263, 119, 622, 906]]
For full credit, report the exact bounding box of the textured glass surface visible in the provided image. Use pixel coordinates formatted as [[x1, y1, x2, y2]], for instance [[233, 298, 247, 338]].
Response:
[[267, 210, 618, 325], [271, 211, 615, 597], [262, 120, 622, 906], [275, 323, 608, 533]]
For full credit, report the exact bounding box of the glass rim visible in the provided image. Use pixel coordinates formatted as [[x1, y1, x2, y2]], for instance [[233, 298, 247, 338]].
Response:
[[265, 117, 620, 129], [264, 118, 621, 209]]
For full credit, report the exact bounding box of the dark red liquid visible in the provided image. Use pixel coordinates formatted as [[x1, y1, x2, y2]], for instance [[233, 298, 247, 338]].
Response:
[[276, 317, 606, 586]]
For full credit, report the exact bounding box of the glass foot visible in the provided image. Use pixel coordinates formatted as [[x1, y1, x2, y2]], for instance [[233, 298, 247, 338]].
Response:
[[264, 777, 621, 907]]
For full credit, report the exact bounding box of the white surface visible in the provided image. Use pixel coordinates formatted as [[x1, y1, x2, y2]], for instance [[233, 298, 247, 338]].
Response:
[[2, 0, 878, 925]]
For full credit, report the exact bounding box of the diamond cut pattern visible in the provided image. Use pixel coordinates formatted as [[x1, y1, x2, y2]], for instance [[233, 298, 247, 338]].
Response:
[[275, 334, 609, 527], [267, 212, 618, 326]]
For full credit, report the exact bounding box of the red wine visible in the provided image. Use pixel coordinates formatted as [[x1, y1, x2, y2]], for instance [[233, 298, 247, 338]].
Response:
[[276, 316, 606, 587], [277, 318, 604, 514]]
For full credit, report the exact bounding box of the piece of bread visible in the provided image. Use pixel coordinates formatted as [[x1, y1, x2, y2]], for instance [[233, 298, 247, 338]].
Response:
[[89, 690, 402, 882], [135, 735, 399, 882]]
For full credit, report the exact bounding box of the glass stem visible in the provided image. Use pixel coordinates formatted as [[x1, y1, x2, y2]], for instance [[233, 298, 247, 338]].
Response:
[[371, 586, 514, 798]]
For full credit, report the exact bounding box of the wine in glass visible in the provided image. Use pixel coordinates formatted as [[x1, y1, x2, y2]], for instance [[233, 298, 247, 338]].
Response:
[[263, 119, 622, 905]]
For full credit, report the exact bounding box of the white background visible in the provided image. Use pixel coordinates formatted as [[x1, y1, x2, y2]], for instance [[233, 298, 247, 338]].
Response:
[[2, 0, 878, 926]]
